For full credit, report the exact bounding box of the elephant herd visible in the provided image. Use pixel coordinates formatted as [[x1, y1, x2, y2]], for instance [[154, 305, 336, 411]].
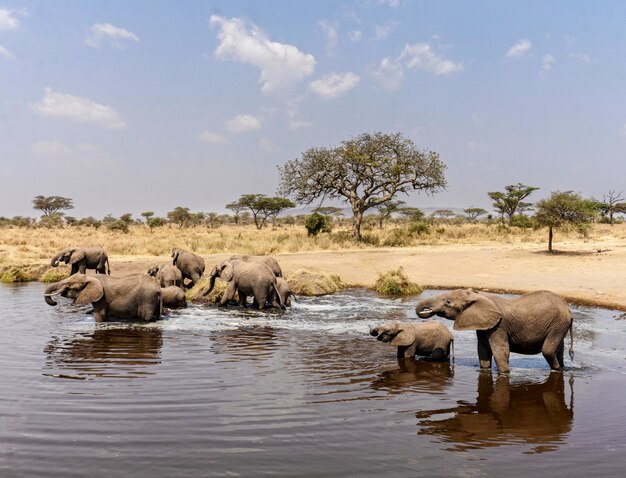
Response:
[[44, 245, 575, 374]]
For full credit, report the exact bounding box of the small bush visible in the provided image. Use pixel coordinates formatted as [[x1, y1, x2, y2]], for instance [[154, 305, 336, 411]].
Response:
[[305, 213, 332, 236], [408, 222, 431, 236], [107, 220, 129, 234], [0, 267, 31, 283], [288, 270, 344, 296], [382, 228, 412, 247], [40, 268, 69, 283], [374, 267, 422, 296]]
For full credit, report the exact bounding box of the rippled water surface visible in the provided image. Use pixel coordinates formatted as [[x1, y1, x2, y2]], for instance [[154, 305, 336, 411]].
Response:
[[2, 284, 626, 476]]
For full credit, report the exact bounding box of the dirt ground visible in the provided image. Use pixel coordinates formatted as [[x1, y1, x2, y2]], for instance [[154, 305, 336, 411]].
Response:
[[110, 237, 626, 311]]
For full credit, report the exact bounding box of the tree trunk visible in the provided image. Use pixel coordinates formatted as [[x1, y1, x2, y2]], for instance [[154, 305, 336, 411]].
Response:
[[548, 226, 553, 253], [352, 209, 363, 241]]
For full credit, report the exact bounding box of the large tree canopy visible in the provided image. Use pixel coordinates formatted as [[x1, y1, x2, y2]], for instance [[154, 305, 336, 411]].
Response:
[[488, 183, 539, 226], [534, 191, 597, 252], [32, 195, 74, 217], [230, 194, 295, 229], [278, 132, 447, 240]]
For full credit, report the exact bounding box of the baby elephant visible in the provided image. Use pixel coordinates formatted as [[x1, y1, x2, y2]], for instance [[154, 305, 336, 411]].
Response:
[[161, 286, 187, 309], [370, 321, 454, 361]]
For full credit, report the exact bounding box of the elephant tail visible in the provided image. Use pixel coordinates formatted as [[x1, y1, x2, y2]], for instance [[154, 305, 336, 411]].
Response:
[[106, 257, 111, 275], [568, 319, 574, 362]]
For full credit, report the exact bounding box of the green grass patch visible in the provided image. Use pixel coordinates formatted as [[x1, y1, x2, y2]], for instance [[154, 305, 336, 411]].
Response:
[[39, 268, 69, 283], [0, 267, 32, 283], [374, 267, 422, 296]]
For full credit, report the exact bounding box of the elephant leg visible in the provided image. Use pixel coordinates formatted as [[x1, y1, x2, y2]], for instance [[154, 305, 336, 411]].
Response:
[[93, 305, 107, 323], [477, 332, 493, 369], [542, 337, 564, 370], [238, 293, 248, 308], [398, 342, 417, 359], [488, 330, 510, 373], [78, 264, 87, 274], [220, 282, 237, 306], [71, 265, 79, 275], [255, 292, 268, 310], [556, 340, 565, 369]]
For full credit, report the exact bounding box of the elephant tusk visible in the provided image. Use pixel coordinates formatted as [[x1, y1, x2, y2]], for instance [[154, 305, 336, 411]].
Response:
[[44, 291, 61, 297]]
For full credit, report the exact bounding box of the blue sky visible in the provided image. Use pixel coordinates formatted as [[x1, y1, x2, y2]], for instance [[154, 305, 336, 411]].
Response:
[[1, 0, 625, 218]]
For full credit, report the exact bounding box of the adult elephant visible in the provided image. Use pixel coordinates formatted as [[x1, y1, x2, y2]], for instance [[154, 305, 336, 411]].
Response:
[[171, 248, 205, 289], [204, 259, 284, 310], [147, 263, 183, 288], [44, 273, 161, 322], [50, 246, 110, 275], [230, 255, 283, 278], [415, 289, 574, 373]]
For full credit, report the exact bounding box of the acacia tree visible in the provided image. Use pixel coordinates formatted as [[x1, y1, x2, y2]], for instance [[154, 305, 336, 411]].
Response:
[[278, 132, 447, 241], [488, 183, 539, 226], [230, 194, 295, 229], [226, 201, 245, 226], [534, 191, 597, 253], [464, 207, 488, 223], [600, 190, 625, 225], [32, 195, 74, 217]]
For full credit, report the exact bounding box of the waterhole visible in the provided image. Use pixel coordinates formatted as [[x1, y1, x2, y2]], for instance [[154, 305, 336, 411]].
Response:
[[1, 284, 625, 476]]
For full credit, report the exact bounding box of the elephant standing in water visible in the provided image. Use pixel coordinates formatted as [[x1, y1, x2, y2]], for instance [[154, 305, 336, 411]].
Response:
[[415, 373, 574, 453], [230, 254, 283, 277], [171, 249, 205, 289], [275, 277, 296, 307], [204, 259, 284, 310], [160, 286, 187, 308], [370, 321, 454, 360], [44, 273, 161, 322], [50, 246, 110, 275], [415, 289, 574, 373], [148, 263, 183, 288]]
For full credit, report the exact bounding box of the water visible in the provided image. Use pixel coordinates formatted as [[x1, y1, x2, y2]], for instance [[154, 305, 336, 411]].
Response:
[[2, 284, 626, 477]]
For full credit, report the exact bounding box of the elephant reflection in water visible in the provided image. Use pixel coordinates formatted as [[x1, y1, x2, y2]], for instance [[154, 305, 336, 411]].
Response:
[[416, 372, 574, 453], [371, 359, 454, 394], [44, 325, 163, 380]]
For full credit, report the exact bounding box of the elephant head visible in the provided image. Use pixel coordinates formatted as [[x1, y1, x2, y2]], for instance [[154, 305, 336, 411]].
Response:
[[370, 322, 416, 346], [203, 260, 234, 296], [147, 265, 160, 277], [415, 289, 501, 331], [44, 273, 104, 306], [51, 248, 85, 267]]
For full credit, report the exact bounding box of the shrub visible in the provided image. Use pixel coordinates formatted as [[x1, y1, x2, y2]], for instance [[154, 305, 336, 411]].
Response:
[[288, 270, 344, 296], [374, 267, 422, 296], [107, 220, 129, 233], [305, 213, 332, 236], [382, 228, 412, 247], [0, 267, 31, 283], [408, 221, 431, 236], [40, 268, 69, 282]]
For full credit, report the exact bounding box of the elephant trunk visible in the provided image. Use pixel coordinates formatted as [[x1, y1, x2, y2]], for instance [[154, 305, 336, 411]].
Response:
[[44, 282, 65, 306], [203, 271, 217, 296], [415, 299, 436, 318], [50, 253, 62, 267]]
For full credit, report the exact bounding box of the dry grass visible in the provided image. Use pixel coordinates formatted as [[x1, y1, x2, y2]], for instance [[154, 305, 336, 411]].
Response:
[[1, 223, 624, 281]]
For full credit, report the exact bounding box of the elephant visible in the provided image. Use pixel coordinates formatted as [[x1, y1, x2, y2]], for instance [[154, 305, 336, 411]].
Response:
[[370, 321, 454, 360], [415, 372, 574, 453], [50, 246, 110, 275], [230, 254, 283, 277], [275, 277, 296, 307], [147, 263, 183, 288], [161, 286, 187, 308], [44, 273, 161, 322], [415, 289, 574, 373], [171, 248, 205, 289], [204, 259, 284, 310]]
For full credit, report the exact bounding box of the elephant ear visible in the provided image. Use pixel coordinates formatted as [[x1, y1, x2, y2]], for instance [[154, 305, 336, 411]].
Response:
[[69, 249, 86, 265], [454, 293, 501, 331], [75, 277, 104, 305], [390, 327, 416, 347], [221, 263, 234, 282]]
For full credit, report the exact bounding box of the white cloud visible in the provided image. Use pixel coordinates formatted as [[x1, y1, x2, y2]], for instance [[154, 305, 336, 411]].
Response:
[[225, 114, 262, 133], [0, 7, 20, 31], [32, 140, 74, 158], [374, 21, 399, 41], [619, 123, 626, 138], [372, 57, 404, 90], [506, 39, 532, 58], [32, 87, 126, 129], [0, 44, 14, 60], [348, 30, 362, 42], [210, 15, 316, 95], [540, 54, 556, 78], [379, 0, 401, 7], [198, 131, 229, 144], [310, 72, 360, 98], [85, 23, 140, 49], [569, 52, 591, 64], [289, 120, 313, 130], [318, 20, 338, 55], [259, 137, 280, 154], [401, 43, 464, 75]]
